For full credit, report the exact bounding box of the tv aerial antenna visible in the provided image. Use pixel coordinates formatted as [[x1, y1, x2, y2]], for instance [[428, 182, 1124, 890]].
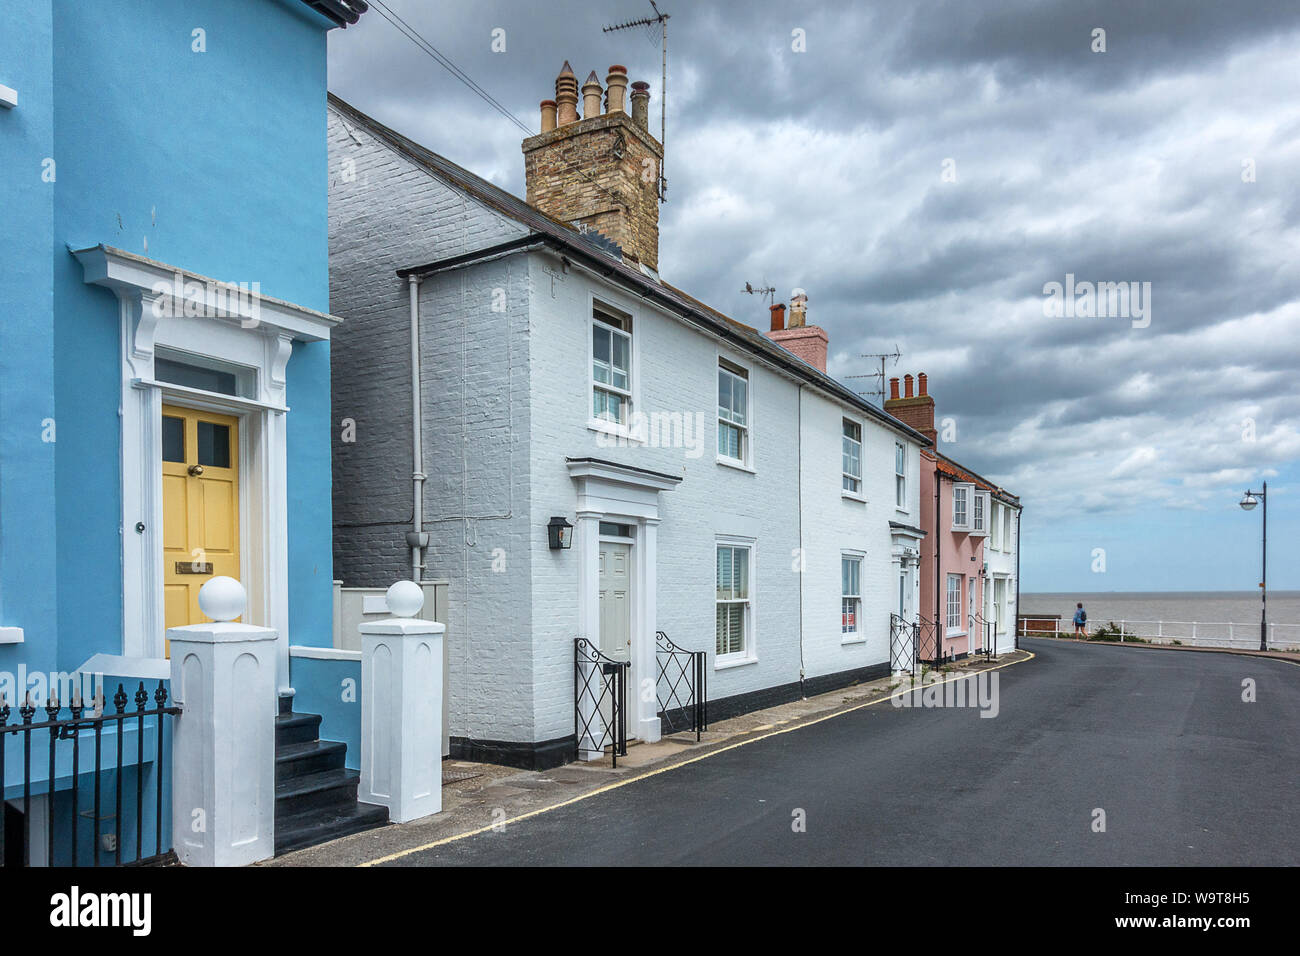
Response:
[[742, 281, 777, 306], [846, 345, 903, 406], [603, 1, 670, 202]]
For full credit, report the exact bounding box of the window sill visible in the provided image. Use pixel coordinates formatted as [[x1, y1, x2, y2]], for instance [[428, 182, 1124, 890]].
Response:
[[716, 456, 756, 475], [841, 491, 867, 504], [714, 654, 758, 671], [840, 635, 867, 646], [945, 630, 967, 639], [0, 626, 24, 645], [586, 419, 646, 445]]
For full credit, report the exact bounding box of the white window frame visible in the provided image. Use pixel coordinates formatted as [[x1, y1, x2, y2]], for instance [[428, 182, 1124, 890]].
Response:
[[991, 501, 1003, 551], [842, 418, 863, 499], [715, 536, 757, 668], [716, 355, 753, 471], [994, 576, 1009, 635], [1003, 506, 1013, 552], [894, 441, 907, 511], [971, 490, 990, 537], [587, 298, 641, 442], [946, 574, 965, 636], [841, 552, 864, 643], [952, 482, 973, 532]]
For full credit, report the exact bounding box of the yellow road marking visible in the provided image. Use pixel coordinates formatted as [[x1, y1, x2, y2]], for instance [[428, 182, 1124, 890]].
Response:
[[358, 652, 1035, 866]]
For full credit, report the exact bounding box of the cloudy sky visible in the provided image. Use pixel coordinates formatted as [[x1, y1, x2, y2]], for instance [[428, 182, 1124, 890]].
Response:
[[328, 0, 1300, 592]]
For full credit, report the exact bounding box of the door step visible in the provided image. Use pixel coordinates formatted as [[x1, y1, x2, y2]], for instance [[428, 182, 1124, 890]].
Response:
[[273, 701, 387, 855]]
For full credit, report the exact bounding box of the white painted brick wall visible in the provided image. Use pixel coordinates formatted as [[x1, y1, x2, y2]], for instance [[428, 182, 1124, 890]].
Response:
[[328, 103, 927, 748]]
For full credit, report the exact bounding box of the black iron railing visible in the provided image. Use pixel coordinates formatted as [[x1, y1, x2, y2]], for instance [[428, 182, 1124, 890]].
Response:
[[573, 639, 628, 767], [1, 681, 180, 867], [971, 613, 994, 661], [915, 615, 941, 666], [655, 630, 707, 740], [889, 613, 917, 675]]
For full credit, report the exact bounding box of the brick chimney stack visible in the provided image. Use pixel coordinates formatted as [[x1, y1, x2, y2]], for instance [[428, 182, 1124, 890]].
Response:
[[523, 62, 664, 271], [763, 288, 829, 373], [885, 371, 937, 443]]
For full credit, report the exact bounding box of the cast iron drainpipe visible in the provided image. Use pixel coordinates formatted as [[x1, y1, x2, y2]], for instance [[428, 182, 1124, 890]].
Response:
[[934, 468, 942, 666], [408, 274, 427, 582]]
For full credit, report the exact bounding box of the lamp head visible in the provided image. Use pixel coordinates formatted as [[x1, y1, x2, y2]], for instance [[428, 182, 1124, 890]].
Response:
[[1239, 493, 1258, 512]]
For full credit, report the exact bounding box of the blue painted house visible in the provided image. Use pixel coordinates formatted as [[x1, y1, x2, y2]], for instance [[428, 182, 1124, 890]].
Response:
[[0, 0, 367, 864]]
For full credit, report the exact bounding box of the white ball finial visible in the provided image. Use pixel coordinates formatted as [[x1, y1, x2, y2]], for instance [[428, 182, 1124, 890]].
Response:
[[386, 580, 424, 618], [199, 576, 246, 623]]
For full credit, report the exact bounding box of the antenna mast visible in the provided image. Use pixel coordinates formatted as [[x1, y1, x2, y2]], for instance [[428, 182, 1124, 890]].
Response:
[[602, 1, 670, 201], [845, 345, 903, 406]]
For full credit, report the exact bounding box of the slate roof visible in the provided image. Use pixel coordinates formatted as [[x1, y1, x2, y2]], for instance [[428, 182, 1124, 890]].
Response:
[[327, 92, 932, 447]]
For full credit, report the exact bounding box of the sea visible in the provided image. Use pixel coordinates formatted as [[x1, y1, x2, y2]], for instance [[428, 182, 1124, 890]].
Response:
[[1020, 591, 1300, 629]]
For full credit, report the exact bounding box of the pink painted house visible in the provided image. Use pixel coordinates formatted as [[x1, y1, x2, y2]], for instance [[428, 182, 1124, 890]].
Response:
[[886, 373, 1020, 662]]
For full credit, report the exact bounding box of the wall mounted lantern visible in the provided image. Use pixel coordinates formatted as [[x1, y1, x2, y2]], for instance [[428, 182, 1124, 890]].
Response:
[[547, 516, 574, 550]]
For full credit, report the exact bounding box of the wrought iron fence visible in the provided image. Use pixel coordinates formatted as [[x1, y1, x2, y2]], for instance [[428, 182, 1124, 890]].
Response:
[[655, 630, 707, 740], [971, 613, 994, 660], [889, 613, 917, 675], [1, 681, 180, 867], [915, 615, 940, 666], [573, 638, 628, 767]]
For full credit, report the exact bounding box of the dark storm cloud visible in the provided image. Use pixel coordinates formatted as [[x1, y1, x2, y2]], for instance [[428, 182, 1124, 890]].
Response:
[[329, 0, 1300, 516]]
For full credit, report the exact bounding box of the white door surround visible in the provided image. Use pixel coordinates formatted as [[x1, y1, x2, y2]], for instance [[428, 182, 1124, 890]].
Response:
[[566, 457, 681, 745], [74, 245, 340, 698]]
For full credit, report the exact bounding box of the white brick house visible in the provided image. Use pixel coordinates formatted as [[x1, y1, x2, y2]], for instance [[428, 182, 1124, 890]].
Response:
[[327, 78, 930, 769]]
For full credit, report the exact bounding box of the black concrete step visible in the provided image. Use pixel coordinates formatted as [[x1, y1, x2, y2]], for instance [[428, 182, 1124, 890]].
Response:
[[275, 767, 361, 818], [275, 739, 347, 779], [274, 801, 389, 856], [275, 711, 323, 748]]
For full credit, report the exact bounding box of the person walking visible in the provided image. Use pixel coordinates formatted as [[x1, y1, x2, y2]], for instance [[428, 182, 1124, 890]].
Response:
[[1073, 602, 1088, 636]]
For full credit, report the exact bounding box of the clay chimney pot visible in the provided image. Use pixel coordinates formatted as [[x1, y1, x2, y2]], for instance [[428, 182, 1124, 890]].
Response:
[[904, 374, 914, 398]]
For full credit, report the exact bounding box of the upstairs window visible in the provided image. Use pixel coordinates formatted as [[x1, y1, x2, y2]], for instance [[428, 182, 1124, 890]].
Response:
[[952, 484, 971, 531], [991, 502, 1003, 550], [592, 306, 631, 425], [895, 442, 907, 508], [717, 360, 749, 464], [842, 419, 862, 494], [972, 490, 988, 536]]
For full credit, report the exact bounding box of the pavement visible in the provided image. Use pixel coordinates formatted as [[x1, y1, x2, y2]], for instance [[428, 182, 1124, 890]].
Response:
[[271, 638, 1299, 866]]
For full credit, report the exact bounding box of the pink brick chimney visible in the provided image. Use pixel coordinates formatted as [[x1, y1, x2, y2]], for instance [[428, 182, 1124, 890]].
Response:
[[763, 288, 828, 373]]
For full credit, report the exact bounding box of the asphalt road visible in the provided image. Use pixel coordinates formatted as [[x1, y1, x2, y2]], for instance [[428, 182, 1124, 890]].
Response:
[[386, 639, 1300, 866]]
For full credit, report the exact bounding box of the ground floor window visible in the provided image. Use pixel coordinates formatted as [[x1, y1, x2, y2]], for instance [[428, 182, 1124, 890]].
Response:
[[716, 543, 752, 658], [842, 555, 862, 635], [994, 577, 1008, 634], [946, 574, 963, 633]]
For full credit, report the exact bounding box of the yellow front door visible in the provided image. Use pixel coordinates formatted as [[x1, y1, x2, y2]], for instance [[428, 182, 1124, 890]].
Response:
[[162, 405, 241, 641]]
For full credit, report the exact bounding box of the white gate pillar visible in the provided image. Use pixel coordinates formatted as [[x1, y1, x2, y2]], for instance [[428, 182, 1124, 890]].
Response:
[[169, 578, 277, 867], [359, 581, 444, 823]]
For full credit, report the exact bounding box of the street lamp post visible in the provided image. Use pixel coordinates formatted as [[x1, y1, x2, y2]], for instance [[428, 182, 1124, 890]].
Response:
[[1238, 482, 1267, 651]]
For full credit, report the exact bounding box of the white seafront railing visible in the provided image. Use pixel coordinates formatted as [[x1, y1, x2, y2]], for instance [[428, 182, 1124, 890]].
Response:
[[1018, 616, 1300, 652]]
